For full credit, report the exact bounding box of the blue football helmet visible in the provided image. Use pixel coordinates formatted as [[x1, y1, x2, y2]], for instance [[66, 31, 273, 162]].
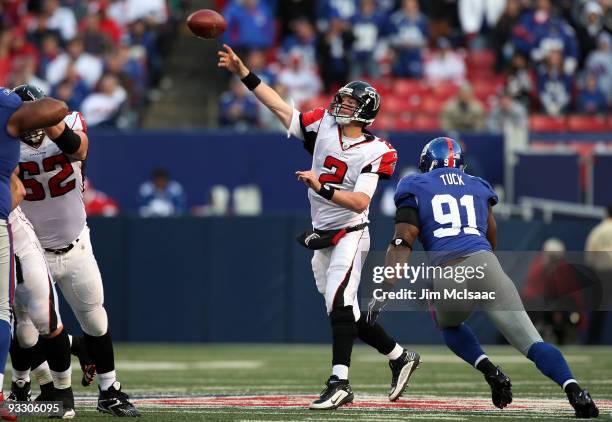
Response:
[[418, 137, 466, 173]]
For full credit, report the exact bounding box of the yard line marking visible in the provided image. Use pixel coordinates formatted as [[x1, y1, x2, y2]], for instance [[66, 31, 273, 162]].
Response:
[[355, 354, 592, 364], [113, 360, 263, 370]]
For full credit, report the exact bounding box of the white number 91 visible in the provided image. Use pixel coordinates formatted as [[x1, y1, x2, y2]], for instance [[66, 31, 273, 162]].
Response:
[[432, 194, 480, 238]]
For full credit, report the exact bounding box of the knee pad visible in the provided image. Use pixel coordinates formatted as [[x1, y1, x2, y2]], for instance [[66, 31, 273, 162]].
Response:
[[17, 321, 39, 349], [330, 306, 357, 337], [78, 306, 108, 337]]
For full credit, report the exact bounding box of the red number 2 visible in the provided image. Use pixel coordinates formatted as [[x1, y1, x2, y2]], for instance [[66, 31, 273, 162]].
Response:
[[318, 156, 348, 185], [19, 154, 76, 201]]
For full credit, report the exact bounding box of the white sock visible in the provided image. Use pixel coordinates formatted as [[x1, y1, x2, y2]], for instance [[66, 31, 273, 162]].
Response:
[[386, 344, 404, 361], [68, 334, 73, 347], [0, 373, 4, 390], [563, 379, 578, 391], [32, 362, 53, 386], [12, 369, 31, 382], [332, 365, 349, 380], [50, 368, 72, 389], [98, 370, 117, 391]]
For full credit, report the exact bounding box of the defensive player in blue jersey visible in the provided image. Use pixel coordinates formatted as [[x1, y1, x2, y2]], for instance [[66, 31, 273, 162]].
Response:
[[0, 87, 69, 420], [367, 137, 599, 418]]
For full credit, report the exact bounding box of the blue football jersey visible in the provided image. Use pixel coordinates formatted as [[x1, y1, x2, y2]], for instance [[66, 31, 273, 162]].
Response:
[[394, 167, 498, 265], [0, 88, 22, 219]]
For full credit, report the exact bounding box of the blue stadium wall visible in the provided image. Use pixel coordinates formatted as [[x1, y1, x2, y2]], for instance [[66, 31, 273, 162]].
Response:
[[53, 214, 612, 345]]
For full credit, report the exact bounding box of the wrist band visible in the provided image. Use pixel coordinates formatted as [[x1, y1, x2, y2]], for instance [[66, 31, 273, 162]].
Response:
[[52, 124, 81, 154], [241, 72, 261, 91], [390, 238, 412, 249], [317, 184, 335, 200]]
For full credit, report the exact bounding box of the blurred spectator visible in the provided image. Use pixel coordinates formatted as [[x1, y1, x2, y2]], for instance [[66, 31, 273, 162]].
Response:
[[280, 18, 317, 69], [276, 0, 316, 38], [37, 33, 62, 80], [81, 73, 127, 127], [79, 12, 115, 56], [105, 43, 146, 106], [87, 3, 124, 45], [389, 0, 429, 78], [316, 17, 354, 92], [125, 19, 159, 86], [350, 0, 387, 79], [8, 28, 38, 67], [317, 0, 357, 27], [138, 169, 186, 217], [441, 83, 485, 132], [51, 63, 91, 110], [585, 32, 612, 106], [505, 51, 534, 109], [523, 238, 586, 345], [577, 72, 607, 113], [584, 206, 612, 344], [223, 0, 275, 51], [7, 56, 50, 94], [490, 0, 524, 72], [41, 0, 78, 41], [84, 180, 119, 217], [512, 0, 579, 75], [278, 53, 322, 106], [424, 37, 466, 85], [574, 1, 606, 65], [218, 77, 259, 130], [0, 32, 11, 86], [537, 39, 573, 116], [246, 50, 277, 86], [118, 0, 168, 25], [46, 37, 103, 88], [487, 90, 528, 133], [458, 0, 506, 36]]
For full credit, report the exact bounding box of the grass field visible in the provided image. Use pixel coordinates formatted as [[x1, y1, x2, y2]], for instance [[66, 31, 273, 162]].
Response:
[[10, 344, 612, 421]]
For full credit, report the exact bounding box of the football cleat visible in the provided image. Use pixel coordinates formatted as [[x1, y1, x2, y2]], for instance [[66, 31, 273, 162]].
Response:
[[70, 335, 97, 387], [0, 392, 16, 421], [388, 350, 420, 402], [8, 378, 31, 402], [567, 388, 599, 418], [97, 382, 141, 417], [34, 381, 55, 402], [484, 366, 512, 409], [309, 376, 354, 410], [51, 387, 75, 419]]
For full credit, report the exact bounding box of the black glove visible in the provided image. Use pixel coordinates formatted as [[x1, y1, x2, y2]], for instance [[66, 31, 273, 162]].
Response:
[[366, 297, 387, 326]]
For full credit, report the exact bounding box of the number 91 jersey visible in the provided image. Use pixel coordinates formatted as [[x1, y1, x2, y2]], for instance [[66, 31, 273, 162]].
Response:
[[18, 111, 86, 249], [394, 167, 498, 265]]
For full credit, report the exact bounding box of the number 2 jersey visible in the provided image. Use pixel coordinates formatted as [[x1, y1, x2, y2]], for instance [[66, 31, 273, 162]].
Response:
[[19, 111, 86, 249], [289, 107, 398, 230], [394, 167, 498, 265]]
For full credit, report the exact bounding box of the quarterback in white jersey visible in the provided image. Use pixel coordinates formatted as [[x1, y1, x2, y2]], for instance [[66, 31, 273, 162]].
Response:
[[14, 84, 140, 417], [219, 45, 419, 410]]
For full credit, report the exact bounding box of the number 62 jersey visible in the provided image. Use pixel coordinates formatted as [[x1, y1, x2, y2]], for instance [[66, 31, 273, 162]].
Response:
[[18, 111, 86, 250], [394, 166, 498, 265]]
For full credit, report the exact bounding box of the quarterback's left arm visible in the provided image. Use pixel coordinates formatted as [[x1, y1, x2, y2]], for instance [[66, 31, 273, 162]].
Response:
[[43, 117, 88, 161], [295, 170, 373, 213]]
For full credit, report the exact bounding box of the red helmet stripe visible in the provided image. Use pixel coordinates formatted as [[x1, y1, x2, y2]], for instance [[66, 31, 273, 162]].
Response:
[[445, 137, 454, 168]]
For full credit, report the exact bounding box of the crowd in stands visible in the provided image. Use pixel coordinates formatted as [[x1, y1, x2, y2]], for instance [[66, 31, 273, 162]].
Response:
[[0, 0, 184, 128], [216, 0, 612, 133]]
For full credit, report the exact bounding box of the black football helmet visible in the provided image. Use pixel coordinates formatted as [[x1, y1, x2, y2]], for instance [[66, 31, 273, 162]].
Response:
[[12, 83, 47, 146], [329, 80, 381, 126]]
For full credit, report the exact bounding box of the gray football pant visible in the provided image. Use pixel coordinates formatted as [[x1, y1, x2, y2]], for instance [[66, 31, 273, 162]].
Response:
[[433, 251, 543, 356]]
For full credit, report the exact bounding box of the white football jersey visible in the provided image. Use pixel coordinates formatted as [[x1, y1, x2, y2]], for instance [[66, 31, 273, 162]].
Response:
[[19, 112, 87, 249], [290, 108, 398, 230]]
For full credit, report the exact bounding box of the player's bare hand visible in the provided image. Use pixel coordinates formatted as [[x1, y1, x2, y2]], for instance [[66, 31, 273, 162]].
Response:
[[217, 44, 249, 78], [296, 170, 321, 192]]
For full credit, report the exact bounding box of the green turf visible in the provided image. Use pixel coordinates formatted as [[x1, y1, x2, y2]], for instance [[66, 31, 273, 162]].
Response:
[[8, 344, 611, 421]]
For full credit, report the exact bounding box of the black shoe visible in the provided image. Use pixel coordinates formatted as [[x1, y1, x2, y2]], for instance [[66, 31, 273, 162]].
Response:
[[50, 387, 75, 419], [7, 379, 31, 402], [568, 388, 599, 418], [388, 350, 420, 402], [484, 366, 512, 409], [97, 382, 141, 417], [34, 382, 55, 402], [309, 376, 354, 410], [71, 336, 96, 387]]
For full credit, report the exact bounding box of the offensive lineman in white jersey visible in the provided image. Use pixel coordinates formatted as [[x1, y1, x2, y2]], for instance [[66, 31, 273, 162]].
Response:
[[13, 84, 140, 417], [218, 45, 420, 410]]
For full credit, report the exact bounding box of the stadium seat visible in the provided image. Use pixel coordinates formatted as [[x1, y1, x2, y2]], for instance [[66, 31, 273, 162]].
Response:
[[472, 80, 502, 103], [393, 79, 429, 98], [567, 115, 608, 132], [412, 114, 441, 131], [466, 49, 496, 79], [420, 97, 446, 115], [394, 115, 414, 131], [529, 115, 567, 132], [371, 114, 396, 131], [382, 96, 407, 116], [430, 82, 459, 101]]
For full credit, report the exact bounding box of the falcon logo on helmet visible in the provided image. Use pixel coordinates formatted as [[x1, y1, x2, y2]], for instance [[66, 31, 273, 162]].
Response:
[[418, 137, 466, 173], [329, 80, 381, 126], [12, 84, 47, 147]]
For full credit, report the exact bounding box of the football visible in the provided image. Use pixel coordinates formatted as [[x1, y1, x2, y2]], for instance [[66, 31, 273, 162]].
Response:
[[186, 9, 227, 39]]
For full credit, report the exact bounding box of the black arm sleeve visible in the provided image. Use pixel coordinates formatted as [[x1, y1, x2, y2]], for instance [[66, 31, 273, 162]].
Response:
[[395, 206, 420, 228]]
